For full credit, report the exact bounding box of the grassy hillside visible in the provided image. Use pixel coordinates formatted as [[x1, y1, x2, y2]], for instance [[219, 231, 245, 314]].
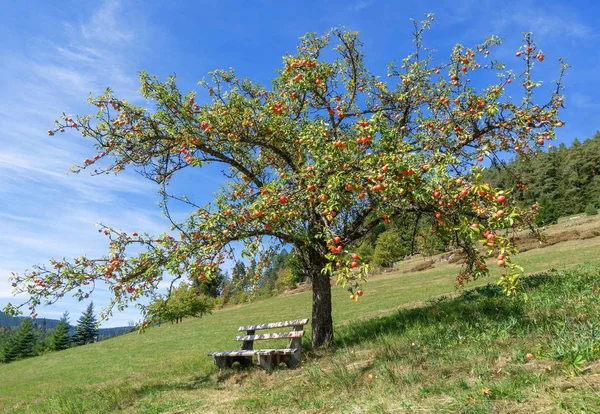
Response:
[[2, 218, 600, 412]]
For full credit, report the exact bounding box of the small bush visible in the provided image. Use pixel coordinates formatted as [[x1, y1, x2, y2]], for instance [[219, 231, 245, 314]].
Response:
[[585, 203, 598, 216], [275, 268, 297, 292], [356, 241, 374, 263], [372, 230, 406, 268]]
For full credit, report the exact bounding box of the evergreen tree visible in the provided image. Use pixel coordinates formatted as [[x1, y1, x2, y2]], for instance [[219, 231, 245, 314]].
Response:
[[231, 261, 250, 293], [1, 334, 18, 363], [15, 318, 35, 358], [50, 311, 71, 351], [192, 268, 225, 298], [286, 250, 303, 284], [535, 198, 559, 226], [74, 303, 98, 346]]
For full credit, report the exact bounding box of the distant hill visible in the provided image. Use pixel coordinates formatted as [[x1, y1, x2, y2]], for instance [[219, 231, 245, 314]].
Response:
[[0, 312, 135, 338]]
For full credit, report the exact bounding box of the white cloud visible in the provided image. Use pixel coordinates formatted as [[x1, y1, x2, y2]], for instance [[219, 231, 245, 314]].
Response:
[[492, 2, 595, 42], [571, 93, 600, 110], [80, 0, 134, 45], [350, 1, 372, 12], [0, 0, 167, 327]]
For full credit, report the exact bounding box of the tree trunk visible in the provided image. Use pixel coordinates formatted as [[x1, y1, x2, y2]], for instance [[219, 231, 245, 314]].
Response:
[[311, 271, 334, 348], [294, 244, 334, 349]]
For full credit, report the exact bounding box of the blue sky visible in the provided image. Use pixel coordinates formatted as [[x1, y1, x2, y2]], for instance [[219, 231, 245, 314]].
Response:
[[0, 0, 598, 326]]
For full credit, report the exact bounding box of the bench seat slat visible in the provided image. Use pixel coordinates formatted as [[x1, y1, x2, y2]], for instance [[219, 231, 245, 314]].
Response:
[[235, 330, 304, 341], [238, 318, 309, 331], [208, 348, 296, 357]]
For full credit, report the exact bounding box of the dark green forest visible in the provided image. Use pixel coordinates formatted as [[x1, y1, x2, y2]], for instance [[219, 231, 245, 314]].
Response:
[[484, 131, 600, 220]]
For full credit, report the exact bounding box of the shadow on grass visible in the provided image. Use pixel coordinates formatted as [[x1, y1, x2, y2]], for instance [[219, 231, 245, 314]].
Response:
[[332, 272, 557, 350]]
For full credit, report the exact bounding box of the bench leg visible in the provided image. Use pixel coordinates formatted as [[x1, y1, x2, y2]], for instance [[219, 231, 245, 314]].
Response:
[[285, 354, 301, 369], [257, 355, 276, 372], [214, 356, 233, 370], [286, 326, 303, 368]]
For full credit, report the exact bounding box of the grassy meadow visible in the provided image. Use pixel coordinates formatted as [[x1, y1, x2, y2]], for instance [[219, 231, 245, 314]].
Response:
[[1, 215, 600, 412]]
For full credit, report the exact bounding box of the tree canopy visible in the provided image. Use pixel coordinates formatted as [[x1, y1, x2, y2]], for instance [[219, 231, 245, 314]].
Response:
[[146, 283, 212, 324], [5, 17, 566, 348]]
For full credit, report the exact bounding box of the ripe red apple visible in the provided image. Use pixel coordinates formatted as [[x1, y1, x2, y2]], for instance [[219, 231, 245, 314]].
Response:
[[497, 195, 506, 203], [351, 261, 358, 268], [279, 195, 288, 205], [334, 236, 342, 244]]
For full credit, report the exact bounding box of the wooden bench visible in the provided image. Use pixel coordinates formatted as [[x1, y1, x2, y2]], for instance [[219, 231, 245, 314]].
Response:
[[208, 318, 308, 371]]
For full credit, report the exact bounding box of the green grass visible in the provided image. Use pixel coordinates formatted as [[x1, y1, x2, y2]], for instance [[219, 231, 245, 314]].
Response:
[[2, 233, 600, 412]]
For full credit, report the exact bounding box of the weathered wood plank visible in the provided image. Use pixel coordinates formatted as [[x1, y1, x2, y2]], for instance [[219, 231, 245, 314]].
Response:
[[208, 348, 296, 357], [237, 319, 309, 332], [287, 324, 304, 368], [235, 330, 304, 341]]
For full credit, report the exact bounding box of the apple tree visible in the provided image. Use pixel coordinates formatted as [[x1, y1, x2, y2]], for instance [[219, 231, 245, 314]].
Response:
[[4, 16, 567, 349]]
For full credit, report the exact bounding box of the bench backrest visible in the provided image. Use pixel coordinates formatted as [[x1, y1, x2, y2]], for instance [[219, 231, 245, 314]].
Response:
[[236, 318, 309, 354], [237, 319, 309, 332]]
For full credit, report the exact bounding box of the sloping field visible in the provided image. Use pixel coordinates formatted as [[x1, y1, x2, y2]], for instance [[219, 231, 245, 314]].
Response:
[[1, 222, 600, 413]]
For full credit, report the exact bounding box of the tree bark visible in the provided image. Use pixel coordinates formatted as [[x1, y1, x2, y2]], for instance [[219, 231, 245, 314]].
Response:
[[295, 244, 334, 349], [311, 271, 334, 348]]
